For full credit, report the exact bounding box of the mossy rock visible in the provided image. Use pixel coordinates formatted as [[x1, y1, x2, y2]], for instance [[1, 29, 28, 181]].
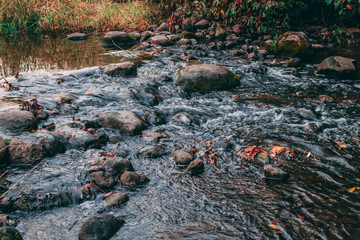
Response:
[[176, 64, 241, 92], [275, 31, 311, 57], [0, 227, 23, 240], [100, 31, 138, 48]]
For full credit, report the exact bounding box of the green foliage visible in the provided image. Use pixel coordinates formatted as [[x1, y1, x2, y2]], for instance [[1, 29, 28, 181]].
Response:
[[324, 0, 360, 23]]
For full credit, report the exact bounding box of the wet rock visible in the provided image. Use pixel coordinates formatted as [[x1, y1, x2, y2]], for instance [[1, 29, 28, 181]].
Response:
[[255, 152, 271, 165], [129, 89, 158, 106], [137, 145, 165, 158], [275, 32, 311, 57], [315, 56, 357, 79], [66, 32, 88, 41], [103, 192, 129, 207], [229, 49, 245, 56], [98, 111, 146, 136], [182, 32, 196, 39], [139, 110, 166, 126], [176, 64, 241, 92], [195, 32, 204, 39], [104, 61, 137, 77], [0, 227, 23, 240], [186, 159, 204, 175], [120, 171, 149, 187], [172, 150, 193, 168], [68, 129, 107, 150], [100, 31, 138, 48], [140, 31, 152, 42], [195, 19, 209, 29], [286, 57, 302, 67], [8, 140, 44, 164], [90, 171, 115, 189], [171, 112, 204, 126], [0, 215, 10, 227], [78, 214, 124, 240], [157, 22, 169, 32], [178, 38, 191, 45], [147, 35, 174, 46], [168, 34, 181, 41], [108, 135, 123, 143], [37, 133, 67, 157], [142, 130, 169, 143], [215, 27, 226, 39], [0, 110, 37, 134], [264, 164, 290, 181], [105, 157, 134, 176], [0, 137, 6, 162], [298, 108, 317, 120], [42, 122, 56, 131], [233, 24, 245, 35]]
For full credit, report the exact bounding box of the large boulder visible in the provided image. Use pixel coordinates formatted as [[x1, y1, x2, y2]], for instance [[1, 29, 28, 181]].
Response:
[[120, 171, 149, 188], [147, 35, 174, 46], [0, 111, 37, 134], [100, 31, 138, 48], [104, 62, 137, 77], [275, 31, 311, 57], [176, 64, 240, 91], [315, 56, 357, 79], [0, 227, 23, 240], [98, 111, 146, 136], [78, 214, 124, 240], [8, 140, 44, 164]]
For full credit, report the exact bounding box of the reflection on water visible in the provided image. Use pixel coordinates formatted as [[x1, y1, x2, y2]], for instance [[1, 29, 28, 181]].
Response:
[[0, 34, 125, 77]]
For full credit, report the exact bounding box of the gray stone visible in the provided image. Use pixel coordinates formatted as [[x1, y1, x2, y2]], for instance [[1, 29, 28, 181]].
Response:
[[142, 130, 168, 143], [90, 171, 115, 189], [264, 164, 290, 181], [195, 19, 209, 29], [66, 32, 88, 41], [8, 140, 44, 164], [157, 22, 169, 32], [100, 31, 138, 48], [315, 56, 357, 79], [178, 38, 191, 45], [186, 159, 204, 175], [105, 157, 134, 176], [120, 171, 149, 188], [78, 214, 124, 240], [137, 145, 165, 158], [0, 111, 37, 134], [103, 192, 129, 207], [0, 137, 6, 162], [148, 35, 174, 46], [98, 111, 146, 136], [176, 64, 241, 92], [172, 150, 193, 168], [104, 62, 137, 77], [215, 28, 226, 39]]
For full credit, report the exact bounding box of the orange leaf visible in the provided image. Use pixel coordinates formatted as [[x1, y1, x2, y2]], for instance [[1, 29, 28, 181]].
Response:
[[271, 146, 291, 157], [335, 142, 347, 150], [349, 187, 360, 193], [268, 224, 280, 230], [346, 5, 352, 10], [244, 146, 266, 158]]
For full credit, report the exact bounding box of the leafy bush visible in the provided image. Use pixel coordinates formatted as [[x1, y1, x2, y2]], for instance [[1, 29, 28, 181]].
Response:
[[324, 0, 360, 23]]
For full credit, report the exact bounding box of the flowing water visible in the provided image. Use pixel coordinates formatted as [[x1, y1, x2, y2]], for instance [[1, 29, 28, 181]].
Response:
[[0, 34, 359, 239]]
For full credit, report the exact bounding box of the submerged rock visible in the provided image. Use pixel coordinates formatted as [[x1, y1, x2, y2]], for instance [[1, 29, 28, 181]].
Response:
[[98, 111, 146, 136], [0, 111, 37, 134], [66, 32, 89, 41], [176, 64, 240, 91], [103, 192, 129, 207], [147, 35, 174, 46], [105, 157, 134, 176], [275, 31, 311, 57], [264, 164, 290, 181], [186, 159, 205, 175], [8, 140, 44, 164], [137, 145, 165, 158], [104, 62, 137, 77], [68, 129, 107, 150], [142, 130, 169, 143], [90, 171, 115, 189], [120, 171, 149, 187], [315, 56, 357, 79], [172, 150, 193, 168], [0, 227, 23, 240], [100, 31, 138, 48], [78, 214, 124, 240]]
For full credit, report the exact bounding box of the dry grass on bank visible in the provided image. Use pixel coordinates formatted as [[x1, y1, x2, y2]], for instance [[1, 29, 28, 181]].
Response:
[[0, 0, 158, 34]]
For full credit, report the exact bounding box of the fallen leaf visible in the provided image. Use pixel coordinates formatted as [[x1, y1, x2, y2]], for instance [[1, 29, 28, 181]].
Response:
[[244, 146, 266, 158], [335, 142, 348, 150], [268, 224, 280, 230], [271, 146, 292, 158], [349, 187, 360, 193]]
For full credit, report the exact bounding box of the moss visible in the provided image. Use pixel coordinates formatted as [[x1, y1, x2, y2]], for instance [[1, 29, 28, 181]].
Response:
[[275, 32, 310, 57]]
